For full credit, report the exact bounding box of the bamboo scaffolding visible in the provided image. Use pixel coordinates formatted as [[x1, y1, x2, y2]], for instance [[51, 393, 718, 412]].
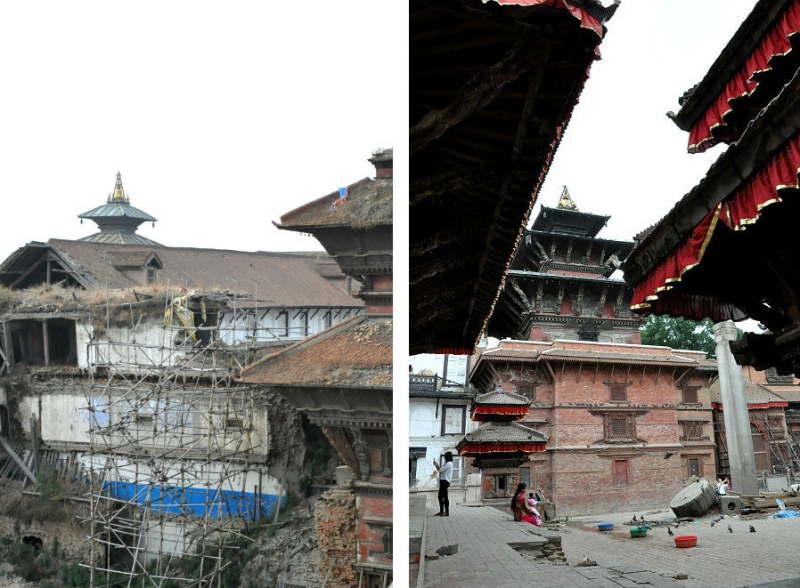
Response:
[[81, 288, 263, 588]]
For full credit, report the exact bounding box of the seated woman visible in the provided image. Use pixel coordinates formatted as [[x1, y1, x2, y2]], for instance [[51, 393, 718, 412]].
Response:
[[510, 483, 542, 527]]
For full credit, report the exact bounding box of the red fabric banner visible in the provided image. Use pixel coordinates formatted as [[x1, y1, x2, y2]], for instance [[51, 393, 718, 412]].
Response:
[[688, 1, 800, 153], [472, 406, 529, 417], [458, 443, 547, 455], [632, 130, 800, 319]]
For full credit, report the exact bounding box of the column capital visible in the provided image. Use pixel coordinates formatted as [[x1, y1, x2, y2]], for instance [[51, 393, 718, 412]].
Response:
[[713, 320, 738, 344]]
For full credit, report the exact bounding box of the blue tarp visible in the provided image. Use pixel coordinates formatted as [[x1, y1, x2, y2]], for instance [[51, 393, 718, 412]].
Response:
[[103, 481, 284, 520]]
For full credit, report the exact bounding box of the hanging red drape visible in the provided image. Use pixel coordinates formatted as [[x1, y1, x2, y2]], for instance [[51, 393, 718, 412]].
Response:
[[458, 442, 547, 455], [688, 1, 800, 153], [633, 130, 800, 319], [472, 405, 529, 417]]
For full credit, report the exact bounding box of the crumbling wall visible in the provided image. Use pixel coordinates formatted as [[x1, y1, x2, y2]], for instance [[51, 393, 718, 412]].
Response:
[[315, 489, 357, 588], [239, 505, 322, 588]]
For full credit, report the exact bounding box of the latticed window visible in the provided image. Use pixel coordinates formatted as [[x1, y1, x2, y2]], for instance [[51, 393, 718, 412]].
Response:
[[516, 383, 536, 401], [607, 383, 628, 402], [605, 414, 635, 441], [680, 386, 700, 404], [682, 421, 703, 440]]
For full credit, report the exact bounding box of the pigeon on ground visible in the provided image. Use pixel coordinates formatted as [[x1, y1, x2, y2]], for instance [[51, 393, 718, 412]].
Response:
[[633, 514, 637, 521], [667, 527, 674, 536], [728, 525, 733, 533], [749, 525, 756, 533], [710, 520, 716, 527]]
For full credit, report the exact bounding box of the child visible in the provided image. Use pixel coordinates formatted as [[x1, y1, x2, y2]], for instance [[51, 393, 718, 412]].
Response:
[[527, 492, 543, 527]]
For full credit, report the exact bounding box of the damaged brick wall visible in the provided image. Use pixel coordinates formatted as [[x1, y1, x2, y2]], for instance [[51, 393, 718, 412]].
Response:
[[314, 488, 357, 588]]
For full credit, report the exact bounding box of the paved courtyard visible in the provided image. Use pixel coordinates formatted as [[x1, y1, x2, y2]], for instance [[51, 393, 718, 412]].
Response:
[[413, 497, 800, 588]]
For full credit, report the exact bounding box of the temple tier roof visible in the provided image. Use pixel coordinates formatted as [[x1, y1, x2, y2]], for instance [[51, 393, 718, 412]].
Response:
[[410, 0, 616, 355], [78, 172, 160, 245]]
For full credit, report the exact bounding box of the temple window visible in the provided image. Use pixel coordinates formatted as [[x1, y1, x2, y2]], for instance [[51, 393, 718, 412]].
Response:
[[680, 385, 700, 404], [605, 382, 630, 402], [605, 414, 636, 442], [681, 421, 703, 440], [516, 383, 536, 401], [441, 405, 466, 436]]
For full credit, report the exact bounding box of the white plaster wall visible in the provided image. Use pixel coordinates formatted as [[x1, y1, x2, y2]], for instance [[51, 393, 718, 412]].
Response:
[[29, 390, 268, 458], [409, 397, 477, 491]]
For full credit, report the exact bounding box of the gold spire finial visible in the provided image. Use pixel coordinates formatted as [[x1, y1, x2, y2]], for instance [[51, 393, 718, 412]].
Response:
[[557, 186, 578, 210], [109, 171, 129, 203]]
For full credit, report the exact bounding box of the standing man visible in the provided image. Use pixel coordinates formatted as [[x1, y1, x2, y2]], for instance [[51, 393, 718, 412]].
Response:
[[433, 451, 454, 517]]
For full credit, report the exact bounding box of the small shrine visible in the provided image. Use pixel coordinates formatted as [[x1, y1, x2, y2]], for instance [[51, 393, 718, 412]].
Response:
[[457, 386, 547, 497], [78, 172, 161, 245]]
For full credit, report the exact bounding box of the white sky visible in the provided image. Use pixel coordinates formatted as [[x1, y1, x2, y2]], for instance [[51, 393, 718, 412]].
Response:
[[537, 0, 757, 242], [0, 2, 404, 261]]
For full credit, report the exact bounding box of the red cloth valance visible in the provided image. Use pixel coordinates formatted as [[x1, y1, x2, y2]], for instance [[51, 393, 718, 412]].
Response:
[[632, 131, 800, 319], [688, 1, 800, 153], [472, 406, 529, 417], [458, 443, 547, 455]]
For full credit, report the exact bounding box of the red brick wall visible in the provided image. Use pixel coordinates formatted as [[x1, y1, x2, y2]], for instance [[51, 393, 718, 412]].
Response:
[[356, 494, 393, 566], [484, 342, 716, 515], [315, 489, 357, 588]]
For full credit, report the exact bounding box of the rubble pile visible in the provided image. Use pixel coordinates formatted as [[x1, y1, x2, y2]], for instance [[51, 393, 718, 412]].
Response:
[[239, 504, 322, 588]]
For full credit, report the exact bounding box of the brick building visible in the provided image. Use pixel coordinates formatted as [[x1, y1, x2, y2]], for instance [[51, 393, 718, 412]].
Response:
[[470, 339, 716, 516], [711, 366, 800, 482], [240, 149, 393, 588]]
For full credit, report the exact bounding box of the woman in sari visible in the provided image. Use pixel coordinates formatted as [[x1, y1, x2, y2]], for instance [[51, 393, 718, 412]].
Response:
[[510, 483, 538, 525]]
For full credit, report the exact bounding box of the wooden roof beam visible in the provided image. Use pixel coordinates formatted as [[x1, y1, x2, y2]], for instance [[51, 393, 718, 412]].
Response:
[[411, 34, 552, 155]]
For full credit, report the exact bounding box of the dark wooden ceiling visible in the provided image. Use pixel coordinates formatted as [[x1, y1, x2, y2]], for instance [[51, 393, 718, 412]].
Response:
[[410, 0, 609, 355]]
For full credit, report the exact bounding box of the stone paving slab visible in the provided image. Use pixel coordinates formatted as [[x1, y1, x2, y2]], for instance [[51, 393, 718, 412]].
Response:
[[418, 501, 800, 588]]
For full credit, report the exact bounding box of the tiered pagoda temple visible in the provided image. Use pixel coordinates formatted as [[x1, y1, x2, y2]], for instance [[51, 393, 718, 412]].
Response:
[[457, 386, 547, 497], [489, 187, 642, 343], [78, 172, 161, 245]]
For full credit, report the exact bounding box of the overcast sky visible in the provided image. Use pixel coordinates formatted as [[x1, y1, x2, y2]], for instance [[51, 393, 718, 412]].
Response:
[[537, 0, 757, 243], [0, 2, 403, 261]]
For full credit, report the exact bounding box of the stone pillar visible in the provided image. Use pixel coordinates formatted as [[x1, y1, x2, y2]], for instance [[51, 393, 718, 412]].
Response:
[[713, 321, 759, 496]]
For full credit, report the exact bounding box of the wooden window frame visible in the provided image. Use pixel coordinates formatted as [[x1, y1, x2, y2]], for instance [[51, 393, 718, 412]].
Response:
[[441, 405, 466, 436], [681, 421, 703, 440], [680, 385, 700, 405], [604, 414, 636, 442], [516, 383, 537, 402], [605, 381, 630, 402]]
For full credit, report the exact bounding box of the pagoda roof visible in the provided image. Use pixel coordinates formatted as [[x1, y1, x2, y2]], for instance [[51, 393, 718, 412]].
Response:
[[78, 201, 157, 223], [474, 387, 530, 406], [670, 0, 798, 153], [456, 421, 549, 453], [410, 0, 616, 356], [530, 205, 610, 238]]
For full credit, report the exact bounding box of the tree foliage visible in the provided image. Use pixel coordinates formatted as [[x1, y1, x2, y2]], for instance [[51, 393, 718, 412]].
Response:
[[639, 315, 721, 358]]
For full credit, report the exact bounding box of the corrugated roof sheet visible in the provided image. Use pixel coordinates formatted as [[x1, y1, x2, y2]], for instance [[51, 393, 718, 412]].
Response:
[[238, 315, 392, 387]]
